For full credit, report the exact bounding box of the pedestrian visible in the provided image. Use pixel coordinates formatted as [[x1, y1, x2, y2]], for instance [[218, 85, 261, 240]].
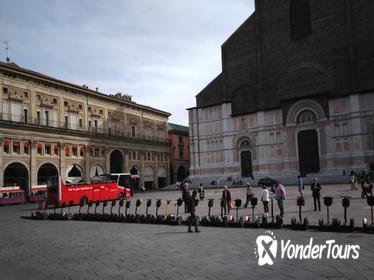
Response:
[[140, 183, 145, 193], [297, 175, 304, 197], [311, 177, 321, 211], [260, 185, 270, 217], [186, 189, 200, 233], [275, 181, 286, 217], [244, 183, 254, 208], [222, 185, 232, 215], [182, 183, 189, 213], [198, 184, 205, 200]]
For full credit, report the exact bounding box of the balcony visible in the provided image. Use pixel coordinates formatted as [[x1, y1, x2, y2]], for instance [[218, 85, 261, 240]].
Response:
[[0, 113, 169, 145]]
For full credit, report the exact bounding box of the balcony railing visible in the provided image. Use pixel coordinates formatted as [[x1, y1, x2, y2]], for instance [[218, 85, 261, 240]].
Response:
[[0, 113, 169, 144]]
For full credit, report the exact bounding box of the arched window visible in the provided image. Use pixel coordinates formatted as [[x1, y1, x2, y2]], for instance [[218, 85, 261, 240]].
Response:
[[290, 0, 312, 41]]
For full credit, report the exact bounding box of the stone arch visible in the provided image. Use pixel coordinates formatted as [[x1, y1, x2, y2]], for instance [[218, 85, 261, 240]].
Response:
[[286, 99, 326, 125], [110, 149, 124, 173], [143, 165, 154, 189], [235, 137, 254, 178], [90, 164, 105, 181], [3, 161, 29, 193], [157, 166, 167, 188], [66, 164, 84, 184], [37, 162, 59, 185]]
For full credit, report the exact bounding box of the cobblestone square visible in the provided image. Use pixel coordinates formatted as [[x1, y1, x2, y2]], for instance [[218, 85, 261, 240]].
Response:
[[0, 185, 373, 280]]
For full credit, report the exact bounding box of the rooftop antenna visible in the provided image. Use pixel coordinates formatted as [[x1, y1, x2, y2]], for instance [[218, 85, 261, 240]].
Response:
[[3, 40, 10, 62]]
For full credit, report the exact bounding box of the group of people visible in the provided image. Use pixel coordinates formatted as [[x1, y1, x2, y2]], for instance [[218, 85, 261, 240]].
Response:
[[179, 176, 328, 232], [350, 170, 373, 198]]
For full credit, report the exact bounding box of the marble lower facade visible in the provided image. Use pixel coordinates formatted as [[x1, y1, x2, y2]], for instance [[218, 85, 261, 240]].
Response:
[[188, 93, 374, 184]]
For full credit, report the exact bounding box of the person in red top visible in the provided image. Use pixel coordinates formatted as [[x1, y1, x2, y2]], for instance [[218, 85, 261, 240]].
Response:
[[221, 186, 232, 215]]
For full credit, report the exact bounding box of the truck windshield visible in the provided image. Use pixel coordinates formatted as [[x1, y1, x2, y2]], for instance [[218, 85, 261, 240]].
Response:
[[118, 175, 131, 188], [47, 176, 59, 193]]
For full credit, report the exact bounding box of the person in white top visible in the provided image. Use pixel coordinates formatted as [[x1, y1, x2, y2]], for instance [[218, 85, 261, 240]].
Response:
[[260, 185, 270, 217]]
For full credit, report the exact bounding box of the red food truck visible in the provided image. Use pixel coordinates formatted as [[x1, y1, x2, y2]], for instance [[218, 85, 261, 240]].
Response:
[[47, 173, 133, 206]]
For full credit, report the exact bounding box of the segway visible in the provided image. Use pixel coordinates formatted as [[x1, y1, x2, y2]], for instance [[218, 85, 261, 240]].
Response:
[[289, 196, 308, 230]]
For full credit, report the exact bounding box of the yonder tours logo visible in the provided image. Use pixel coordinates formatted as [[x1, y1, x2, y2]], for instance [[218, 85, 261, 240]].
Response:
[[254, 231, 360, 266]]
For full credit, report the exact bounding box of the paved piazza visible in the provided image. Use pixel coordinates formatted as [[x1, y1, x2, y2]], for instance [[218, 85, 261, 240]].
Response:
[[1, 184, 374, 280]]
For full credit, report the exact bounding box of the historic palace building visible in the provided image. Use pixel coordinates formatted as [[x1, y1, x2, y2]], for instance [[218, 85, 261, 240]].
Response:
[[0, 62, 170, 193], [188, 0, 374, 183], [168, 123, 190, 184]]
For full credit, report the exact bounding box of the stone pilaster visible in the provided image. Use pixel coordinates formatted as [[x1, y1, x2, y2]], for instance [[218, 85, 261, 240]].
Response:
[[85, 145, 90, 181], [0, 137, 3, 187], [60, 143, 66, 182]]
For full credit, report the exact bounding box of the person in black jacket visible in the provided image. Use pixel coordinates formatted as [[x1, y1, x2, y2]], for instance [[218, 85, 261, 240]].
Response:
[[186, 190, 200, 232], [222, 186, 232, 215], [182, 183, 189, 213], [311, 177, 321, 211]]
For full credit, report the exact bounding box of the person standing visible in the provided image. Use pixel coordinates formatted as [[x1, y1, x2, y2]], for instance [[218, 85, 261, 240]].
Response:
[[244, 183, 254, 208], [275, 182, 286, 217], [222, 186, 232, 215], [311, 177, 321, 211], [182, 183, 189, 213], [260, 185, 270, 217], [198, 184, 205, 200], [186, 189, 200, 232], [297, 175, 304, 197]]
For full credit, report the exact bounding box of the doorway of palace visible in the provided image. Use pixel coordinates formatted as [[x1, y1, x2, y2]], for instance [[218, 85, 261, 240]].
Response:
[[3, 162, 29, 194], [37, 163, 59, 185], [110, 150, 124, 173], [297, 129, 320, 174], [240, 151, 252, 177]]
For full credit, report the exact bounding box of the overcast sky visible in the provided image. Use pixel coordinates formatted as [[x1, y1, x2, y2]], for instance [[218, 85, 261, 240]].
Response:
[[0, 0, 254, 125]]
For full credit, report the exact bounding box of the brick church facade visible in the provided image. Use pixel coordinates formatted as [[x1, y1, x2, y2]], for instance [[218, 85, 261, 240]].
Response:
[[188, 0, 374, 184]]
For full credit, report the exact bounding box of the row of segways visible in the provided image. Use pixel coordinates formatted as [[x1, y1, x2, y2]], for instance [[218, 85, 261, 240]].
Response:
[[199, 197, 283, 229], [30, 198, 184, 226], [288, 195, 374, 233]]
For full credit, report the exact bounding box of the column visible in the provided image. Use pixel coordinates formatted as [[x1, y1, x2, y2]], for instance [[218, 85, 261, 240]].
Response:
[[30, 140, 38, 189], [124, 150, 129, 173], [60, 143, 66, 182], [85, 145, 90, 181], [0, 138, 3, 187], [105, 147, 111, 173]]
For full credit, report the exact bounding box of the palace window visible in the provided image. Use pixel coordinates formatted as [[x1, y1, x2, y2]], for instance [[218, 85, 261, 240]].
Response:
[[37, 111, 41, 125], [95, 148, 99, 157], [44, 111, 49, 126], [72, 146, 78, 157], [3, 140, 9, 154], [45, 144, 51, 155], [54, 145, 59, 156], [65, 146, 70, 157], [37, 143, 43, 155], [24, 142, 29, 155]]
